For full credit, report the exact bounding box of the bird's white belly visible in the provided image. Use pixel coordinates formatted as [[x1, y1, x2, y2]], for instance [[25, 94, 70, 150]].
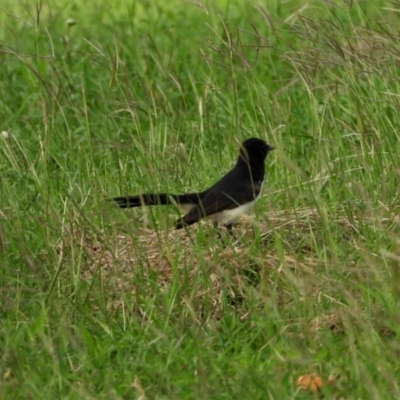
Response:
[[208, 199, 257, 225], [215, 180, 263, 224]]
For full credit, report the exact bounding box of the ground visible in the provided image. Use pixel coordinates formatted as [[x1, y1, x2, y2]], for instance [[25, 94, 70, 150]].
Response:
[[0, 0, 400, 398]]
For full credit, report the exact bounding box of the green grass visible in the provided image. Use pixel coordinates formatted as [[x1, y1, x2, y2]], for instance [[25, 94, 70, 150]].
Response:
[[1, 0, 400, 398]]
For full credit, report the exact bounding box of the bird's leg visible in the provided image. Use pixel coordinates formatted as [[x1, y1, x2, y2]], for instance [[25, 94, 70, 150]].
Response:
[[213, 222, 235, 243], [213, 222, 223, 241], [225, 223, 234, 236]]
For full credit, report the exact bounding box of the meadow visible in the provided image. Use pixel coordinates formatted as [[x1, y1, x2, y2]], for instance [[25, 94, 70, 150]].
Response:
[[0, 0, 400, 398]]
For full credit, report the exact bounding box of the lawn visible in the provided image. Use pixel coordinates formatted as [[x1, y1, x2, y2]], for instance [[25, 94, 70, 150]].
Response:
[[1, 0, 399, 398]]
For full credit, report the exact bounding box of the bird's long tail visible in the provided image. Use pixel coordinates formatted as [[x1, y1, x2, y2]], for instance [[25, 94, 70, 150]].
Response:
[[112, 193, 202, 209]]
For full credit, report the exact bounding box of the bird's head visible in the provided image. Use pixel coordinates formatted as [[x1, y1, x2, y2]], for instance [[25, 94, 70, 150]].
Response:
[[239, 138, 274, 165]]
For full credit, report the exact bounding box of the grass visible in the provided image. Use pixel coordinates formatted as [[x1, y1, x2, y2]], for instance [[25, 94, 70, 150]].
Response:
[[1, 0, 400, 398]]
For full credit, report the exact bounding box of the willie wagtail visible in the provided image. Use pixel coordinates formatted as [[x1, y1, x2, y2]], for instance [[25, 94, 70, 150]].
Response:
[[112, 138, 274, 231]]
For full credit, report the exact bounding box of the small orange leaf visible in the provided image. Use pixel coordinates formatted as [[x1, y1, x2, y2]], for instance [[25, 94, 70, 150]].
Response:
[[296, 374, 324, 392], [327, 376, 335, 386]]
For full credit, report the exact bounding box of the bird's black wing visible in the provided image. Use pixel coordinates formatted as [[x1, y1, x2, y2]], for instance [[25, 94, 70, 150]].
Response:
[[175, 179, 262, 228]]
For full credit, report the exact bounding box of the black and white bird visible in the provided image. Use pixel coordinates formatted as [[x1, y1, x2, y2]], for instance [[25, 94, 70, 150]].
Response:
[[112, 138, 274, 231]]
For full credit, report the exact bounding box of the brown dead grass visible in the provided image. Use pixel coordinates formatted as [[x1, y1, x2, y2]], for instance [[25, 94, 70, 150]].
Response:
[[55, 204, 398, 318]]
